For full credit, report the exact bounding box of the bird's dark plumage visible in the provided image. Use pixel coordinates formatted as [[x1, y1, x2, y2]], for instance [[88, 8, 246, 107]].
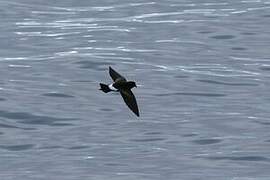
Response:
[[99, 83, 111, 93], [120, 90, 139, 117], [100, 66, 140, 117], [109, 66, 126, 82]]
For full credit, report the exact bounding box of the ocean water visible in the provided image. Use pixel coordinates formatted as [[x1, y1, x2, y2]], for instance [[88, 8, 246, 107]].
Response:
[[1, 0, 270, 179]]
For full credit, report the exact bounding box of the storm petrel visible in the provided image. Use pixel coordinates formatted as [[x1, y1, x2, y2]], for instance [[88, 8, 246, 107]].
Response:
[[99, 66, 139, 117]]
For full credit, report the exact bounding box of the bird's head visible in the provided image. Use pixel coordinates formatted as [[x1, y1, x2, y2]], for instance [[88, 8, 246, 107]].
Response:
[[128, 81, 137, 89]]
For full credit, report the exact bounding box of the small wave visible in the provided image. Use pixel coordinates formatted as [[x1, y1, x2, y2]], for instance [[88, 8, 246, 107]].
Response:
[[182, 133, 198, 137], [259, 65, 270, 71], [73, 46, 156, 53], [55, 51, 78, 56], [156, 39, 206, 45], [241, 0, 261, 3], [197, 79, 258, 86], [42, 92, 74, 98], [0, 55, 56, 62], [0, 57, 28, 61], [0, 110, 76, 126], [0, 144, 34, 151], [8, 64, 31, 68], [230, 56, 270, 62], [192, 138, 223, 145], [51, 2, 156, 13], [75, 60, 115, 70], [231, 10, 248, 14], [247, 6, 270, 11], [15, 31, 81, 37], [98, 108, 114, 112], [144, 132, 163, 135], [68, 146, 90, 150], [38, 145, 63, 150], [231, 47, 247, 51], [0, 123, 35, 130], [155, 92, 226, 97], [151, 64, 260, 77], [202, 3, 229, 6], [206, 155, 270, 162], [210, 35, 236, 39], [130, 138, 166, 142], [31, 10, 76, 15]]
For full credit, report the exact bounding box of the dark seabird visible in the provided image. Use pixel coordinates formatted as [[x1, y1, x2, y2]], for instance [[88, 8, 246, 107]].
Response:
[[99, 66, 139, 117]]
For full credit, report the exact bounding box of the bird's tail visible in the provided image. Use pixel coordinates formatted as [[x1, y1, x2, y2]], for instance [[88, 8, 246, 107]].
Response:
[[99, 83, 111, 93]]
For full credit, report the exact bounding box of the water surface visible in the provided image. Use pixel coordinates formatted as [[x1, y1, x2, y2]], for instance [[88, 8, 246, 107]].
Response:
[[1, 0, 270, 179]]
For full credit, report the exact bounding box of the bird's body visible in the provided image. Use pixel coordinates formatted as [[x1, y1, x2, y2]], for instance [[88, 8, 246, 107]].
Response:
[[99, 67, 139, 117]]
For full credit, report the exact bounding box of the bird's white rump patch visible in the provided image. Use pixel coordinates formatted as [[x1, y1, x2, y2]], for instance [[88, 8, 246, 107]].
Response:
[[109, 84, 117, 91]]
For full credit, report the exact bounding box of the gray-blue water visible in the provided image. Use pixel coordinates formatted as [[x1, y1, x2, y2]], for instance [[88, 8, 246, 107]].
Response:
[[1, 0, 270, 179]]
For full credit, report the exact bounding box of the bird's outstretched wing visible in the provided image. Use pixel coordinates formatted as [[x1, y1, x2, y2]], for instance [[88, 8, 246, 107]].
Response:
[[109, 66, 126, 82], [120, 89, 139, 117]]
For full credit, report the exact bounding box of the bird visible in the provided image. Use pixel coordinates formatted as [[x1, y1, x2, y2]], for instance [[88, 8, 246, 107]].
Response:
[[99, 66, 140, 117]]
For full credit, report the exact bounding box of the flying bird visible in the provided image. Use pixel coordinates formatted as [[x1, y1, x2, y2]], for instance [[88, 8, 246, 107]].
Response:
[[99, 66, 139, 117]]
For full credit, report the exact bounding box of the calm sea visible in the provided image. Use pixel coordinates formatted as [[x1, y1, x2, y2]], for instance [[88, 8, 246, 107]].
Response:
[[1, 0, 270, 179]]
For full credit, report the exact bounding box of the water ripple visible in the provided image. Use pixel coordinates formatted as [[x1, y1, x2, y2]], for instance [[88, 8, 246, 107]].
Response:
[[8, 64, 31, 68], [147, 63, 260, 77], [53, 2, 156, 12], [155, 92, 226, 97], [38, 145, 63, 150], [230, 56, 270, 62], [0, 123, 35, 130], [15, 31, 81, 37], [130, 138, 166, 142], [205, 156, 270, 162], [42, 92, 74, 98], [192, 138, 223, 145], [210, 35, 236, 40], [75, 60, 114, 70], [259, 65, 270, 71], [31, 10, 76, 15], [68, 145, 90, 150], [0, 144, 34, 151], [197, 79, 258, 86], [0, 110, 76, 126], [0, 55, 56, 62]]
